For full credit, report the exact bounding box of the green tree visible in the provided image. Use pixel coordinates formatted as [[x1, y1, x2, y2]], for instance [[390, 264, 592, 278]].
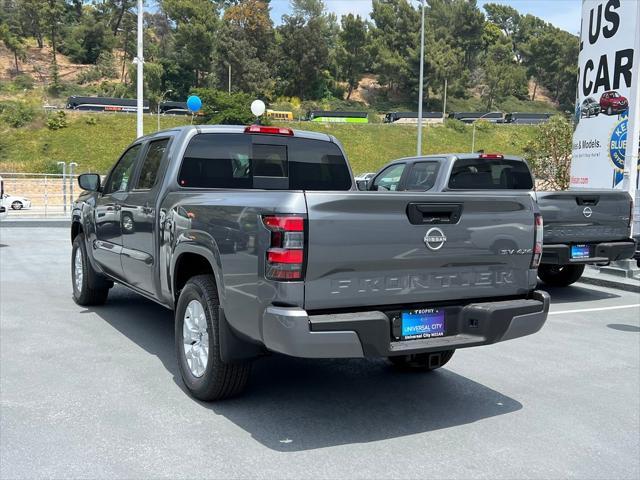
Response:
[[16, 0, 47, 48], [524, 115, 573, 190], [61, 12, 115, 64], [276, 0, 335, 99], [217, 0, 275, 97], [161, 0, 219, 87], [369, 0, 418, 92], [335, 14, 368, 100], [480, 30, 528, 108], [192, 88, 254, 124]]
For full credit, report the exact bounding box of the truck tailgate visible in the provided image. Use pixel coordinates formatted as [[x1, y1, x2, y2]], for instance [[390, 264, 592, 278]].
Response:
[[303, 192, 537, 311], [536, 191, 631, 244]]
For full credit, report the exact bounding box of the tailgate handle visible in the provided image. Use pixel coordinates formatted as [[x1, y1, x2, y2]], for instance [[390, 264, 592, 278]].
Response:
[[406, 203, 462, 225], [576, 196, 599, 206]]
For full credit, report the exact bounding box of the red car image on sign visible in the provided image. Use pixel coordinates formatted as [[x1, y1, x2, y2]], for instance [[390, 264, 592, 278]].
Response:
[[599, 91, 629, 115]]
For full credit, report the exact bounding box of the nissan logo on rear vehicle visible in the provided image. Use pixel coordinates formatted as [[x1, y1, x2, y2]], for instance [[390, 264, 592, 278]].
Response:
[[424, 227, 447, 250], [583, 207, 593, 218]]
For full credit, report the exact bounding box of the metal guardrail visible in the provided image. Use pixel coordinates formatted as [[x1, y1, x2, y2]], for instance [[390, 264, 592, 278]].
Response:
[[0, 173, 79, 218]]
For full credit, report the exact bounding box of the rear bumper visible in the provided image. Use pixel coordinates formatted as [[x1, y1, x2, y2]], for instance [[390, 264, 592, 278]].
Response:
[[261, 291, 550, 358], [541, 240, 636, 265]]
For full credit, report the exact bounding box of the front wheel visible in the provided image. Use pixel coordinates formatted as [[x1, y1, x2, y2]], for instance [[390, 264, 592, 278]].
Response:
[[537, 264, 585, 287], [389, 350, 455, 372], [11, 201, 22, 210], [175, 274, 251, 401], [71, 233, 112, 305]]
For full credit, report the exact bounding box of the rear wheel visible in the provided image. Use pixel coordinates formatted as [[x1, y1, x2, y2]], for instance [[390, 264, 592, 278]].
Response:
[[71, 233, 111, 305], [175, 274, 251, 401], [389, 350, 455, 372], [538, 264, 585, 287]]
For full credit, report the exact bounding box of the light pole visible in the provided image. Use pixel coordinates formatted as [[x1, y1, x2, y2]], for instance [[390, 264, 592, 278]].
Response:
[[416, 0, 426, 156], [471, 112, 501, 152], [57, 161, 67, 216], [157, 89, 173, 131], [135, 0, 144, 138]]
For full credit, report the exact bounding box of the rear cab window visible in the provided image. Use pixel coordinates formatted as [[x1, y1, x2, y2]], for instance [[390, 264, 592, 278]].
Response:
[[448, 158, 533, 190], [178, 133, 351, 190], [404, 161, 440, 191]]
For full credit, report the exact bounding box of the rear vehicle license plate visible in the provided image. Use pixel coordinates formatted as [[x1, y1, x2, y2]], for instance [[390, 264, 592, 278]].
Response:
[[571, 244, 591, 259], [401, 309, 445, 340]]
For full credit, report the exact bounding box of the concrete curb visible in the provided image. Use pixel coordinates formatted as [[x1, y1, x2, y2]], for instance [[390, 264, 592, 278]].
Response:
[[1, 219, 70, 228], [578, 275, 640, 294]]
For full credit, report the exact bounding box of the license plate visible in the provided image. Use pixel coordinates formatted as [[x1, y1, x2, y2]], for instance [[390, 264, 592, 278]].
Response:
[[401, 308, 446, 340], [571, 244, 591, 259]]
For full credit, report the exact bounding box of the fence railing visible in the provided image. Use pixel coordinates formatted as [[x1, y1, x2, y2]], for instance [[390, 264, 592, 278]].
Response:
[[1, 173, 79, 218]]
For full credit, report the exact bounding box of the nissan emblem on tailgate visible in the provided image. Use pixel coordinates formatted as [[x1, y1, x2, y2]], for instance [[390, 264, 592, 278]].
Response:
[[583, 207, 593, 218], [424, 227, 447, 251]]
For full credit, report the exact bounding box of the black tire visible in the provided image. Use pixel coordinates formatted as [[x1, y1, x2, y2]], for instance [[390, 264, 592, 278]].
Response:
[[175, 274, 251, 401], [11, 201, 22, 210], [538, 264, 585, 287], [389, 350, 455, 372], [71, 233, 111, 306]]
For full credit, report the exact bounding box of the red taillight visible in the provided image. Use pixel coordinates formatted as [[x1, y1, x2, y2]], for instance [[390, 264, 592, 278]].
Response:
[[263, 215, 305, 281], [531, 213, 543, 268], [245, 125, 294, 136], [479, 153, 504, 159]]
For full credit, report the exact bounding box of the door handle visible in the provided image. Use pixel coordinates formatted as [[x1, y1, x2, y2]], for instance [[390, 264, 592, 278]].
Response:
[[406, 203, 463, 225]]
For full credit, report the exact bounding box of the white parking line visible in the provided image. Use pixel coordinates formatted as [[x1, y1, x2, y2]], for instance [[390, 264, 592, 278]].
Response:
[[550, 304, 640, 315]]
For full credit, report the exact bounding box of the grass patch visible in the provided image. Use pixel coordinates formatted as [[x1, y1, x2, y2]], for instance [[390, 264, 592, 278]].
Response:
[[0, 112, 539, 175]]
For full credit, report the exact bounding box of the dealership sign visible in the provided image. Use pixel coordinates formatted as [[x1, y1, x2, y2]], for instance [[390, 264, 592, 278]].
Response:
[[570, 0, 639, 190]]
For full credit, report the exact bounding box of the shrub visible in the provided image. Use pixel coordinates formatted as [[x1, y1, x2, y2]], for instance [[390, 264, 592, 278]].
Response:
[[47, 110, 68, 130], [13, 74, 34, 90], [0, 101, 35, 128], [85, 116, 97, 125], [445, 118, 467, 133]]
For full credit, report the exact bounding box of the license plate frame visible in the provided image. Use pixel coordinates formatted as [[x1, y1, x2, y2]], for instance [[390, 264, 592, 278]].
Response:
[[570, 244, 591, 259], [399, 308, 446, 341]]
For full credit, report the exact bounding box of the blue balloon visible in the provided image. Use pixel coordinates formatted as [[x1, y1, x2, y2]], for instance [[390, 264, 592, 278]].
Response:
[[187, 95, 202, 112]]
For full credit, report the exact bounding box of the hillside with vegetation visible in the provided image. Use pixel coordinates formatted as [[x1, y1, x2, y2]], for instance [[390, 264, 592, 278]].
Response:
[[0, 106, 543, 175], [0, 0, 577, 113]]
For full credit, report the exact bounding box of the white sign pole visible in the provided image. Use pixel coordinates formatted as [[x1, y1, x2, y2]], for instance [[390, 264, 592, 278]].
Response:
[[621, 1, 640, 236]]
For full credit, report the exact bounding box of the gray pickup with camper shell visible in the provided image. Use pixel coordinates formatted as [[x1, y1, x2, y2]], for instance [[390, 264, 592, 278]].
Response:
[[71, 125, 549, 400], [361, 154, 635, 287]]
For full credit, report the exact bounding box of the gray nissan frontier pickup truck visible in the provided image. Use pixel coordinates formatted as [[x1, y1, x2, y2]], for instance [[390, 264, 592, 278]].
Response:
[[362, 154, 635, 287], [72, 125, 549, 400]]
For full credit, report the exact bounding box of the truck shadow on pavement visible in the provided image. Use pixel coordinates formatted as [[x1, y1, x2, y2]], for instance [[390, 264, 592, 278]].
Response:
[[537, 283, 619, 303], [94, 286, 523, 452]]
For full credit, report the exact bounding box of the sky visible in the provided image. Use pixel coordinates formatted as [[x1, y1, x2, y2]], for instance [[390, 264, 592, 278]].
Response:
[[269, 0, 583, 34]]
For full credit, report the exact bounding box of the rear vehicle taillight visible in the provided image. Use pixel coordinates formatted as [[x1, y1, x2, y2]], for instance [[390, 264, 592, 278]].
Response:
[[531, 213, 543, 268], [262, 215, 305, 280], [479, 153, 504, 159]]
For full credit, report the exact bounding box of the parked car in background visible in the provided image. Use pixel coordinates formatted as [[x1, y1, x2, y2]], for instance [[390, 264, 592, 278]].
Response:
[[0, 176, 6, 220], [580, 97, 601, 118], [364, 154, 635, 287], [599, 91, 629, 115], [71, 125, 548, 401], [2, 194, 32, 210]]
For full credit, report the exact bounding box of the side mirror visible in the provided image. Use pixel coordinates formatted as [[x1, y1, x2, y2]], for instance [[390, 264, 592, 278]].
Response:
[[78, 173, 101, 192], [356, 179, 369, 191]]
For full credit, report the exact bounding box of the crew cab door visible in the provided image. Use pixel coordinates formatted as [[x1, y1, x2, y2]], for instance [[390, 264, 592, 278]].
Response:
[[120, 138, 171, 293], [93, 144, 141, 278]]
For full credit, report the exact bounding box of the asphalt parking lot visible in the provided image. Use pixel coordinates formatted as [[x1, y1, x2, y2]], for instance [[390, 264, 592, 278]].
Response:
[[1, 227, 639, 479]]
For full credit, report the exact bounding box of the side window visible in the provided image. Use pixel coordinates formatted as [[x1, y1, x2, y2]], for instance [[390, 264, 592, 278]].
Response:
[[372, 163, 405, 191], [404, 162, 440, 191], [103, 145, 141, 194], [135, 139, 169, 190]]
